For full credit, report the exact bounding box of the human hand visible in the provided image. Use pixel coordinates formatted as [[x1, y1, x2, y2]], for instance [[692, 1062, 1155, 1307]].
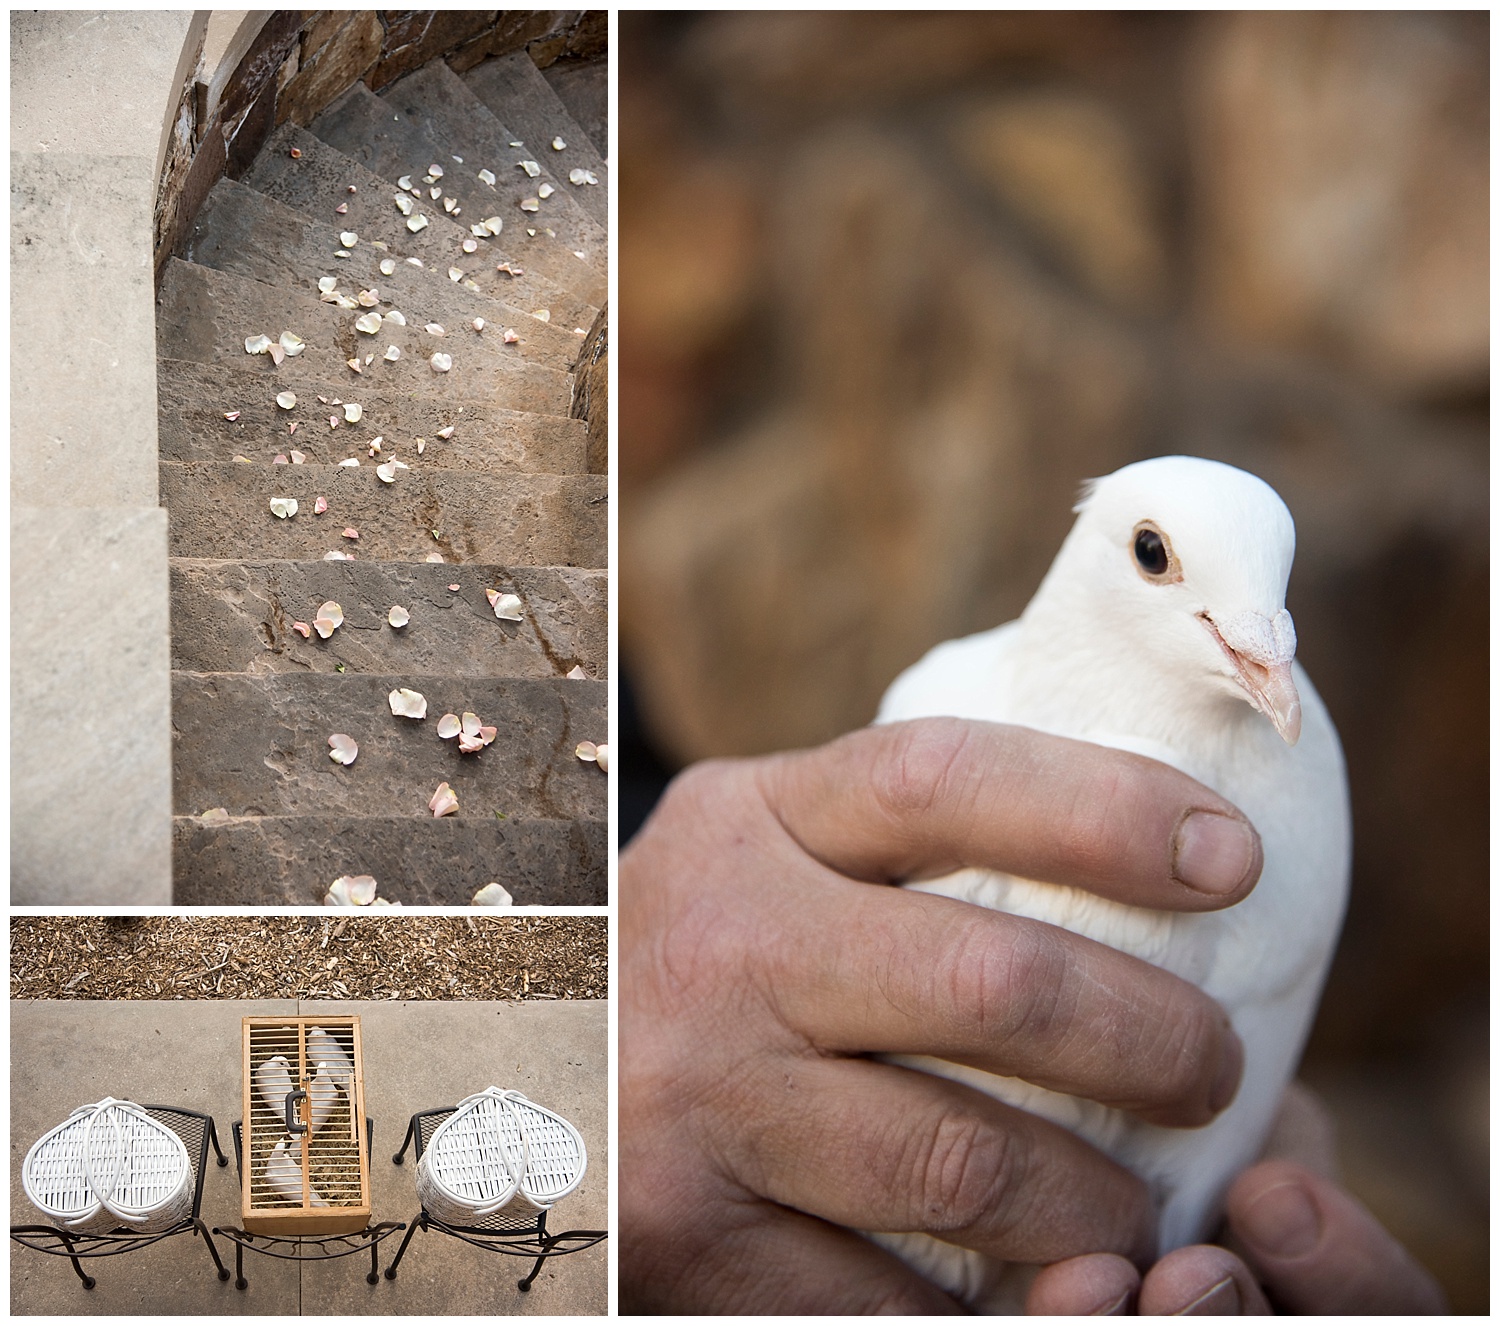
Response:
[[1025, 1085, 1447, 1314], [620, 718, 1266, 1313]]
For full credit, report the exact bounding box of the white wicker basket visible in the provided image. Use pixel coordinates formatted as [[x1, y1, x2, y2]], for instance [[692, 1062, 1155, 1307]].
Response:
[[415, 1088, 587, 1225], [22, 1099, 193, 1235]]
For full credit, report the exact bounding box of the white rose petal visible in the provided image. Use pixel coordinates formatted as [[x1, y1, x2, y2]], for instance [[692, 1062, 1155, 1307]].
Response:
[[483, 217, 503, 235], [313, 601, 344, 637], [388, 605, 410, 628], [269, 497, 298, 519], [379, 258, 396, 275], [407, 214, 428, 233], [471, 882, 513, 906], [328, 733, 358, 765], [245, 334, 272, 355], [280, 331, 305, 356], [519, 160, 540, 178], [340, 231, 358, 247], [551, 137, 566, 151], [354, 311, 382, 334], [425, 323, 446, 336], [538, 182, 554, 199], [478, 168, 496, 186], [276, 391, 296, 410], [317, 276, 337, 293], [384, 345, 401, 361], [430, 353, 452, 373], [429, 782, 459, 817], [389, 687, 428, 719], [343, 402, 362, 423], [376, 461, 397, 483]]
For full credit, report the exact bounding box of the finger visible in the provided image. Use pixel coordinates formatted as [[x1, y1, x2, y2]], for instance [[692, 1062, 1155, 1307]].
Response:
[[770, 881, 1243, 1128], [764, 718, 1264, 908], [720, 1055, 1156, 1267], [1257, 1081, 1340, 1179], [1136, 1244, 1272, 1314], [1225, 1161, 1447, 1314], [641, 1200, 966, 1314], [1026, 1253, 1140, 1314]]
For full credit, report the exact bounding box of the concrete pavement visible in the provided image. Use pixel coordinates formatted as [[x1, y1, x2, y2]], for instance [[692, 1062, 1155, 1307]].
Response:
[[11, 999, 607, 1315]]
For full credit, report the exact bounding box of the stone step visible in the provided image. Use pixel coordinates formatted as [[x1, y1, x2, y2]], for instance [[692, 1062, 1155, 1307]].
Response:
[[172, 814, 605, 906], [170, 559, 606, 680], [157, 358, 588, 475], [171, 672, 606, 821], [377, 60, 607, 269], [312, 81, 606, 293], [160, 461, 607, 565], [186, 177, 587, 372], [242, 121, 601, 329], [540, 59, 608, 159], [464, 51, 608, 225], [158, 258, 572, 415]]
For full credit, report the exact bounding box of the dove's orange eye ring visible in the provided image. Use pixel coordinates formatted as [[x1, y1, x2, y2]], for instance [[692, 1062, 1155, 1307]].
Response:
[[1132, 521, 1182, 583]]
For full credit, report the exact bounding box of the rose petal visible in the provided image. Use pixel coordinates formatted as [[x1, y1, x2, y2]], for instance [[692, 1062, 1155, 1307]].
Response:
[[354, 311, 382, 334], [340, 231, 358, 247], [471, 882, 512, 906], [437, 713, 461, 739], [245, 334, 272, 354], [323, 550, 353, 560], [269, 497, 298, 519], [502, 328, 519, 344], [388, 605, 409, 628], [425, 323, 445, 336], [479, 725, 497, 746], [430, 353, 452, 373], [342, 527, 359, 539], [437, 425, 455, 439], [343, 402, 362, 423], [376, 462, 396, 483], [595, 743, 610, 773], [519, 160, 540, 178], [337, 457, 360, 467], [280, 331, 305, 356], [314, 496, 328, 514], [389, 687, 428, 718], [201, 807, 230, 823], [384, 309, 406, 326], [328, 733, 358, 765], [538, 182, 555, 199], [490, 592, 523, 621], [291, 621, 312, 637], [313, 601, 344, 637], [429, 781, 459, 817], [267, 343, 286, 365], [290, 450, 305, 464], [461, 711, 482, 738], [276, 391, 296, 409], [426, 552, 445, 563], [447, 583, 461, 591], [384, 345, 401, 361], [478, 168, 496, 186], [566, 664, 588, 680], [575, 741, 598, 762], [407, 214, 428, 233], [379, 258, 396, 275]]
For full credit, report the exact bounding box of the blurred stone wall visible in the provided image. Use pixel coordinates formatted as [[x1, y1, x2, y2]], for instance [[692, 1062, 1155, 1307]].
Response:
[[619, 11, 1487, 1310]]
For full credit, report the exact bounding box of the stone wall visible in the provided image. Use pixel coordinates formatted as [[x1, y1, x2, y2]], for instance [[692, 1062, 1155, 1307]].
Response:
[[619, 12, 1487, 1307], [156, 10, 606, 277]]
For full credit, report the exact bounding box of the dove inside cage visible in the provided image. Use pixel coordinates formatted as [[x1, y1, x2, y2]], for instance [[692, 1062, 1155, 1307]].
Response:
[[242, 1017, 371, 1235]]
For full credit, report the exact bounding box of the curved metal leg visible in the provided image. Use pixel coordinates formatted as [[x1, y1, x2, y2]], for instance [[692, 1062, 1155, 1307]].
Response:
[[367, 1231, 381, 1285], [195, 1219, 231, 1281], [518, 1253, 545, 1291], [392, 1116, 418, 1166], [207, 1117, 229, 1167], [383, 1214, 424, 1279], [234, 1235, 248, 1290], [56, 1231, 96, 1290]]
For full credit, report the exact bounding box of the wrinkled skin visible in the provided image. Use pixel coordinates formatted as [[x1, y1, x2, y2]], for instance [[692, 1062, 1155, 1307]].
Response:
[[619, 719, 1443, 1315]]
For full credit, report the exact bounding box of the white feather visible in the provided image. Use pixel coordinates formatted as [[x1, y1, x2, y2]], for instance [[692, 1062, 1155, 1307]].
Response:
[[872, 457, 1350, 1310]]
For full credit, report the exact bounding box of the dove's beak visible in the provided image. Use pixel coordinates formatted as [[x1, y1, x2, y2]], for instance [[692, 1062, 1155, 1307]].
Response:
[[1200, 614, 1303, 745]]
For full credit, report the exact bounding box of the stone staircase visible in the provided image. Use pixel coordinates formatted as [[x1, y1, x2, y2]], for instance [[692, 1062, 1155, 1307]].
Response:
[[158, 51, 608, 905]]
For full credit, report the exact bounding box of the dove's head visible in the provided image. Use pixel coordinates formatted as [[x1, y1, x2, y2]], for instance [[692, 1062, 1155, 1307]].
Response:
[[1057, 456, 1302, 744]]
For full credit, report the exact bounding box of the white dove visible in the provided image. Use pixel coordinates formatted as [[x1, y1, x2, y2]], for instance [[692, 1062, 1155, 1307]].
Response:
[[307, 1065, 340, 1135], [306, 1028, 353, 1094], [253, 1055, 294, 1117], [264, 1137, 330, 1207], [872, 456, 1350, 1310]]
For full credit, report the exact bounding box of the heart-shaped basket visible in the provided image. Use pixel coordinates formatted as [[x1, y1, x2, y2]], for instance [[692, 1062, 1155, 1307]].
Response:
[[23, 1098, 193, 1234], [415, 1088, 587, 1225]]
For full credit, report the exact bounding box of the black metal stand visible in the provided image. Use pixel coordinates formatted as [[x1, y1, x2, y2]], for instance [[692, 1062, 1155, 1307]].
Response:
[[216, 1118, 402, 1289], [386, 1107, 607, 1291], [11, 1106, 231, 1289]]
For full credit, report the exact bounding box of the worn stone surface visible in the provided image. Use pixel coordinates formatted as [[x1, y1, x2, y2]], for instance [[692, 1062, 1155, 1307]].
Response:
[[367, 10, 499, 92], [158, 258, 573, 417], [12, 507, 172, 905], [311, 82, 606, 301], [378, 60, 608, 270], [170, 560, 607, 679], [243, 122, 600, 330], [161, 462, 606, 566], [158, 358, 587, 475], [274, 8, 383, 129], [449, 12, 607, 75], [464, 51, 608, 224], [573, 306, 609, 476], [185, 179, 587, 373], [12, 155, 160, 507], [173, 817, 606, 906], [11, 999, 606, 1309], [171, 673, 605, 822], [541, 58, 609, 157]]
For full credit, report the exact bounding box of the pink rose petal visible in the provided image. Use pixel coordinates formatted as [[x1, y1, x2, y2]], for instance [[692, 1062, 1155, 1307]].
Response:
[[327, 733, 358, 765], [429, 782, 459, 817], [314, 496, 328, 514], [292, 621, 311, 638]]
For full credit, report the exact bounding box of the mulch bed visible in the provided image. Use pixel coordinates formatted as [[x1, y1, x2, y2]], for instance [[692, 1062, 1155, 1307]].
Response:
[[10, 915, 607, 1001]]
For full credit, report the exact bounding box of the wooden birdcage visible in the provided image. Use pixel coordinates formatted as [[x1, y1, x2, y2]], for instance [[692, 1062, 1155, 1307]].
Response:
[[241, 1017, 370, 1236]]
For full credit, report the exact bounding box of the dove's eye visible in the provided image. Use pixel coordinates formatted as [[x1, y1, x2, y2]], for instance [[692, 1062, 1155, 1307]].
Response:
[[1133, 523, 1175, 579]]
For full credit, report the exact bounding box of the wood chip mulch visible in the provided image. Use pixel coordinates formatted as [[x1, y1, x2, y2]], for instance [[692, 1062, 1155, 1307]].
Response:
[[10, 916, 607, 1001]]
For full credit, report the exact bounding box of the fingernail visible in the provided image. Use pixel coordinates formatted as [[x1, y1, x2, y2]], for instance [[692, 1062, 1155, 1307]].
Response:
[[1238, 1180, 1321, 1258], [1209, 1025, 1244, 1114], [1093, 1289, 1133, 1315], [1172, 1275, 1239, 1315], [1172, 811, 1260, 895]]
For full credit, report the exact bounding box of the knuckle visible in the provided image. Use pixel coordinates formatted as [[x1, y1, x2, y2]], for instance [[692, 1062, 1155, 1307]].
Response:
[[910, 1106, 1029, 1236], [868, 719, 974, 824], [979, 921, 1075, 1051]]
